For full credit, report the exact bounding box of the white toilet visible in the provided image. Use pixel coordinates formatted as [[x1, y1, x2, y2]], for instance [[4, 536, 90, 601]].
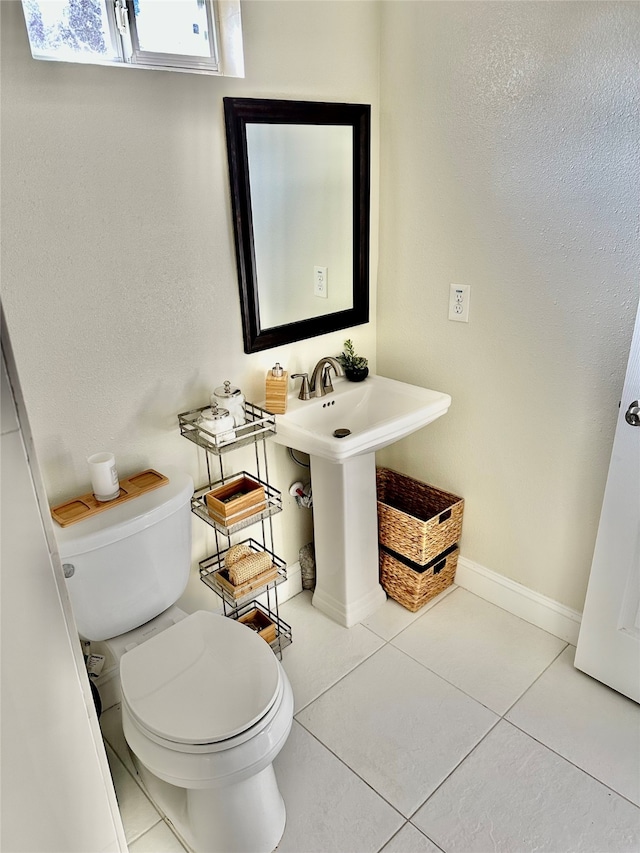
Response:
[[55, 467, 294, 853]]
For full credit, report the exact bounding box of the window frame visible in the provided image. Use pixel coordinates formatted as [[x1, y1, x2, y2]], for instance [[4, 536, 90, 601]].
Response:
[[125, 0, 221, 73], [21, 0, 243, 77]]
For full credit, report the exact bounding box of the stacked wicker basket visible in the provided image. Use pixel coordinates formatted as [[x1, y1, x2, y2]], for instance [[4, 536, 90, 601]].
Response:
[[377, 467, 464, 612]]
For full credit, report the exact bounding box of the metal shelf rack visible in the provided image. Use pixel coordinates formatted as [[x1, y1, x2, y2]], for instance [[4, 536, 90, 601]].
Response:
[[178, 401, 290, 657]]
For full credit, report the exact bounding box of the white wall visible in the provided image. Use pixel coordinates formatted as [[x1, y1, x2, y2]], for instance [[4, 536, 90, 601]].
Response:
[[1, 319, 126, 852], [377, 1, 639, 611], [4, 0, 638, 622], [0, 0, 380, 611]]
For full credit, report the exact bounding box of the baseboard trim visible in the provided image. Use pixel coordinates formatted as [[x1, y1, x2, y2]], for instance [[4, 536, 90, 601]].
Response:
[[256, 560, 302, 607], [455, 556, 582, 644]]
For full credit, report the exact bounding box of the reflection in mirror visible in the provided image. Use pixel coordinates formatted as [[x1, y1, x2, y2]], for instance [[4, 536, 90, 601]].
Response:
[[224, 98, 370, 353], [248, 124, 353, 327]]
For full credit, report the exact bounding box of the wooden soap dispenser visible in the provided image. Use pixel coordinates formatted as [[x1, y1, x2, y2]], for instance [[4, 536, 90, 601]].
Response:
[[265, 362, 288, 414]]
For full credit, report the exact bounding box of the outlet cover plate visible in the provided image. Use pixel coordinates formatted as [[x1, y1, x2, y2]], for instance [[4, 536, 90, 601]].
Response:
[[449, 283, 470, 322]]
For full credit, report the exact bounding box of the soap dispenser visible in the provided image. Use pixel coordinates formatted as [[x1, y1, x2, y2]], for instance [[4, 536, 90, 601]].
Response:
[[265, 363, 288, 414]]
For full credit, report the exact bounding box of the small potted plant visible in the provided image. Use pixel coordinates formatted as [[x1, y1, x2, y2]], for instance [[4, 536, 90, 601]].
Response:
[[337, 339, 369, 382]]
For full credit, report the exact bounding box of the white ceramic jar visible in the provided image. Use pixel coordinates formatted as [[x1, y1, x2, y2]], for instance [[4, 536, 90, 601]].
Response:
[[198, 403, 236, 446], [212, 381, 246, 426]]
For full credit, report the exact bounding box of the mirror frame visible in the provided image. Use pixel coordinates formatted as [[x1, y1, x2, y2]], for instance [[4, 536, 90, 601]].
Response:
[[224, 97, 371, 353]]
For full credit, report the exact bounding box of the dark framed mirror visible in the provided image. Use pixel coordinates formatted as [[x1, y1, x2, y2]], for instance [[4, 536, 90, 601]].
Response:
[[224, 98, 370, 353]]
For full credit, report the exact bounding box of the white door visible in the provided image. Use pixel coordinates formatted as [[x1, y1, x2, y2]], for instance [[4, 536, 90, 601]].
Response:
[[575, 305, 640, 702]]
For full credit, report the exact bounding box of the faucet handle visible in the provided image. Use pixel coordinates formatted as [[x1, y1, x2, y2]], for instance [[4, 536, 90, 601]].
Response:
[[291, 373, 311, 401], [321, 364, 335, 394]]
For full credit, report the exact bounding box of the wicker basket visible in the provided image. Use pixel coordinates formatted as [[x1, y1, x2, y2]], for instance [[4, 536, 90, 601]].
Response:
[[377, 467, 463, 565], [380, 544, 459, 612]]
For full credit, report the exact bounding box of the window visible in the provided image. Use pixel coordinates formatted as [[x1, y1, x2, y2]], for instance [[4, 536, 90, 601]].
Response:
[[21, 0, 244, 76]]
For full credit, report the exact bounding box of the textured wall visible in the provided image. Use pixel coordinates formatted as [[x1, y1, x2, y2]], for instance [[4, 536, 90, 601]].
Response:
[[0, 0, 379, 610], [377, 1, 639, 611], [4, 0, 637, 618]]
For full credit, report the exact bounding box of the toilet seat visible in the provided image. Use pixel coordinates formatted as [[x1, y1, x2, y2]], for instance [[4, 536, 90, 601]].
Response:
[[121, 675, 286, 754], [120, 610, 281, 746]]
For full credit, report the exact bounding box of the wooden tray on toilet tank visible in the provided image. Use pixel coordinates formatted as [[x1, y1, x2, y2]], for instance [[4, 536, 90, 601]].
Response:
[[51, 469, 169, 527]]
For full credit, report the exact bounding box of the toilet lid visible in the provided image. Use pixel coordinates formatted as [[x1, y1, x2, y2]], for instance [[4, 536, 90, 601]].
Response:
[[120, 610, 281, 745]]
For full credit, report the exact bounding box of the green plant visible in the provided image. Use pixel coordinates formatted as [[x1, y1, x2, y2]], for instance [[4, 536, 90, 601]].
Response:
[[337, 339, 368, 371]]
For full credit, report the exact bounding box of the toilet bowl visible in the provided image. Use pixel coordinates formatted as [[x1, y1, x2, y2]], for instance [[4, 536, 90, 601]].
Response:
[[55, 467, 294, 853], [120, 610, 294, 853]]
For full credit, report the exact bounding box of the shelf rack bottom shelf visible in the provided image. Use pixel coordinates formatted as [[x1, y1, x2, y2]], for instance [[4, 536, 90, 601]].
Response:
[[229, 600, 292, 659]]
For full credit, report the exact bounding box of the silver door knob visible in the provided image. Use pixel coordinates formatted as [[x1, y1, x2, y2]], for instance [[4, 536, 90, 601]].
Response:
[[625, 400, 640, 426]]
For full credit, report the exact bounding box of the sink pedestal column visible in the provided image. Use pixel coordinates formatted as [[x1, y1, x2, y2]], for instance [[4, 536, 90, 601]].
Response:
[[309, 452, 387, 627]]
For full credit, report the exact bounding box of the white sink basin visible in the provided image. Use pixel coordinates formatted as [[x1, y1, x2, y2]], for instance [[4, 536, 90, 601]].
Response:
[[272, 374, 451, 463], [270, 372, 452, 628]]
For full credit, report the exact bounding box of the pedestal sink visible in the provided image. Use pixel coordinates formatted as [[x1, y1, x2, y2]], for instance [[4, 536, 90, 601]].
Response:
[[271, 374, 451, 627]]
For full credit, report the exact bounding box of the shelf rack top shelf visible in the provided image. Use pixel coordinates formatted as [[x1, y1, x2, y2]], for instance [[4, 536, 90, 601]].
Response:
[[178, 402, 276, 455]]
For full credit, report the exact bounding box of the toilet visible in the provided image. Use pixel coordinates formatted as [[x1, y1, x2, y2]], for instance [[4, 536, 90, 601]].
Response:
[[55, 466, 294, 853]]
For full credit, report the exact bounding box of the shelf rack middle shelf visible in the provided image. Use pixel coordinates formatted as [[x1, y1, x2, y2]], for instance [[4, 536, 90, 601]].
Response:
[[191, 471, 282, 536], [199, 538, 287, 608]]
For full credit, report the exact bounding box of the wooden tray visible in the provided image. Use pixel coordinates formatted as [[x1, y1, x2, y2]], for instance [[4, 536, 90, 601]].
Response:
[[51, 469, 169, 527], [213, 564, 279, 599], [238, 608, 277, 644]]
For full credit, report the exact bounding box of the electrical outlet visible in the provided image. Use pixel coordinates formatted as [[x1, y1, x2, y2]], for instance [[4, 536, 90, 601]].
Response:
[[314, 266, 328, 298], [448, 283, 470, 322]]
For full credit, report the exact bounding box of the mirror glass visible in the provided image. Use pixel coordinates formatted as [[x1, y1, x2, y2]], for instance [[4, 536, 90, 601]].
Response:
[[224, 98, 370, 353]]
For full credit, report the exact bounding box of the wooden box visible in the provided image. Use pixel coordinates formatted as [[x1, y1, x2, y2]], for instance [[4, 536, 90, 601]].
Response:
[[205, 476, 266, 525], [237, 608, 277, 644]]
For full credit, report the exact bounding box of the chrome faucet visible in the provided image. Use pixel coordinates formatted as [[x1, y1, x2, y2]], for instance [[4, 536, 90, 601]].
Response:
[[309, 357, 344, 397]]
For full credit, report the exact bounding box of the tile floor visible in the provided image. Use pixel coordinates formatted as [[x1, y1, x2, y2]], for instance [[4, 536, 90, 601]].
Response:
[[100, 586, 640, 853]]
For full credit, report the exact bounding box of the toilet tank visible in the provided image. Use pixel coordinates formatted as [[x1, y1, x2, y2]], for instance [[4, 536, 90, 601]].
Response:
[[55, 467, 194, 641]]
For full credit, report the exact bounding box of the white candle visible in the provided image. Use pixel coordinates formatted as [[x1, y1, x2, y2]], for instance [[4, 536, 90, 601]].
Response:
[[87, 452, 120, 502]]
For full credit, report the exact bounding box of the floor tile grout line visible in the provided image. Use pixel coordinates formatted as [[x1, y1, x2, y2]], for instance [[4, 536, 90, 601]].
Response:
[[129, 817, 187, 851], [503, 718, 640, 810], [360, 585, 460, 645], [373, 819, 446, 853], [292, 718, 408, 821], [126, 818, 165, 846], [405, 708, 640, 827], [162, 816, 195, 853], [372, 586, 539, 719], [372, 819, 410, 853], [380, 583, 570, 717], [380, 586, 461, 644], [291, 641, 388, 716], [293, 616, 509, 723], [105, 735, 143, 789], [290, 595, 532, 826], [403, 715, 503, 824], [500, 641, 570, 719], [104, 737, 164, 820], [380, 640, 511, 718], [453, 586, 576, 645], [98, 589, 638, 853], [108, 745, 163, 847]]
